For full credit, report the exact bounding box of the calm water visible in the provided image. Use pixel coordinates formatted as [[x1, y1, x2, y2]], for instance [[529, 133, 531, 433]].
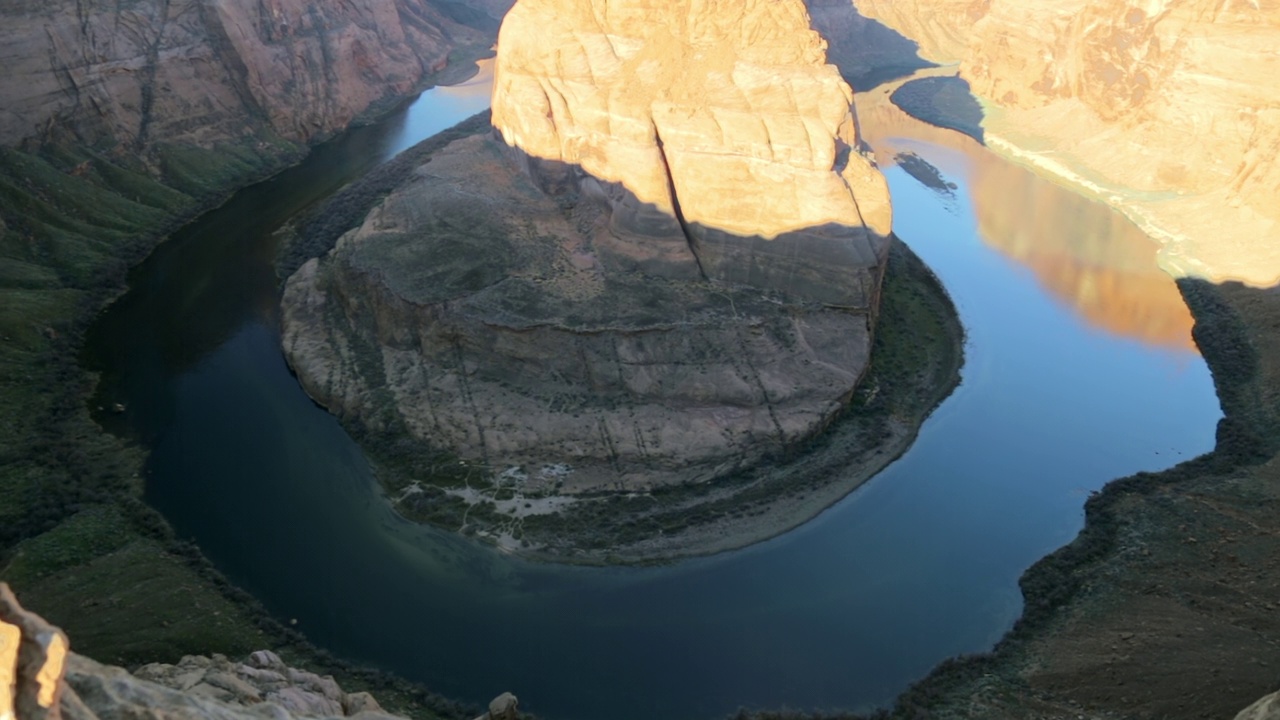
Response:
[[85, 65, 1220, 720]]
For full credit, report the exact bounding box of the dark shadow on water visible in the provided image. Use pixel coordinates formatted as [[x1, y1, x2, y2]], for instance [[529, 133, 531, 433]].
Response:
[[891, 77, 987, 144]]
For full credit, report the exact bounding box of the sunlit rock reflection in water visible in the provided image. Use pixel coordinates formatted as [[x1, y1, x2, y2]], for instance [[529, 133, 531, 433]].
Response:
[[859, 83, 1196, 353]]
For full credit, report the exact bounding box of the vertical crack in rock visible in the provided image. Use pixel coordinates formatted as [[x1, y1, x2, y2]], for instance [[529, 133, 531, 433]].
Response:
[[135, 0, 173, 150], [653, 125, 708, 281]]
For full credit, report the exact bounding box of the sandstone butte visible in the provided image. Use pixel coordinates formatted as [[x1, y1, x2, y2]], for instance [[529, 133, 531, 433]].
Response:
[[281, 0, 894, 501], [857, 0, 1280, 287]]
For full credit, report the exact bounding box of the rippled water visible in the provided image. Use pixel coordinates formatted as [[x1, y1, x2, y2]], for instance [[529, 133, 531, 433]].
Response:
[[85, 65, 1220, 719]]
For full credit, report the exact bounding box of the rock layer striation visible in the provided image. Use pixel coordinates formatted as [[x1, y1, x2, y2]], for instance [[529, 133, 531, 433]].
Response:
[[492, 0, 891, 306], [282, 0, 892, 505], [855, 0, 1280, 285], [0, 0, 506, 154]]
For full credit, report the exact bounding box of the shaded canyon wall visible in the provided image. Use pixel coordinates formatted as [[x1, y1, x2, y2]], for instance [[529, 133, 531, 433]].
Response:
[[0, 0, 508, 157], [281, 0, 896, 499]]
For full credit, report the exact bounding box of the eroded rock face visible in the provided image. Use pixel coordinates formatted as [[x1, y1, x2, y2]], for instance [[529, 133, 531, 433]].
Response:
[[854, 0, 1280, 286], [282, 0, 891, 501], [850, 0, 986, 64], [283, 134, 877, 494], [491, 0, 891, 306], [1237, 689, 1280, 720], [0, 0, 507, 153], [285, 0, 896, 504]]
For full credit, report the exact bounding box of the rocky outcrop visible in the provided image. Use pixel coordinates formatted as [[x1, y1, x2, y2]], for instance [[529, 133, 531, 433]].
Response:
[[855, 0, 1280, 286], [0, 0, 507, 154], [491, 0, 891, 306], [2, 584, 69, 720], [1238, 690, 1280, 720], [2, 583, 518, 720], [802, 0, 934, 90], [282, 0, 891, 502], [283, 134, 880, 494]]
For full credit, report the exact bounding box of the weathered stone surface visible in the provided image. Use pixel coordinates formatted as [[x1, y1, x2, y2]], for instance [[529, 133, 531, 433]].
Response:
[[66, 653, 411, 720], [283, 134, 878, 494], [851, 0, 986, 63], [492, 0, 891, 306], [1, 618, 18, 720], [340, 692, 382, 716], [282, 0, 893, 502], [0, 584, 68, 720], [0, 0, 508, 153], [132, 651, 366, 718], [802, 0, 933, 90], [855, 0, 1280, 286], [247, 652, 285, 673], [1237, 690, 1280, 720]]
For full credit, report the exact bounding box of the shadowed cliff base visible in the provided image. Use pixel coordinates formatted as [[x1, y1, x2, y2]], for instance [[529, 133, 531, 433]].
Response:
[[278, 122, 962, 563], [728, 276, 1280, 720]]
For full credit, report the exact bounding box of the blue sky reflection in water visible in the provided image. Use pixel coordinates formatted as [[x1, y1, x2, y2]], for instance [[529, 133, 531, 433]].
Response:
[[90, 64, 1221, 720]]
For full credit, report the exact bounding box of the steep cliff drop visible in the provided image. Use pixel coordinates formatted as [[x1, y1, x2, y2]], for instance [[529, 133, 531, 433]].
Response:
[[0, 0, 508, 250], [279, 0, 946, 562], [855, 0, 1280, 286], [0, 0, 505, 152]]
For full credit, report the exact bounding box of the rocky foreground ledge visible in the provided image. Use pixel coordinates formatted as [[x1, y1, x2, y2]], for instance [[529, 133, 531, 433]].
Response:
[[1, 583, 518, 720]]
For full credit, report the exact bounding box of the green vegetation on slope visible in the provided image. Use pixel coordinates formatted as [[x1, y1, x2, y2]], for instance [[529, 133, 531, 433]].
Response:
[[0, 105, 486, 719], [728, 281, 1280, 720]]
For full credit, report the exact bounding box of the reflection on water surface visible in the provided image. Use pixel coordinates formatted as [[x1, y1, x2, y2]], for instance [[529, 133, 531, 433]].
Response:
[[861, 89, 1196, 352]]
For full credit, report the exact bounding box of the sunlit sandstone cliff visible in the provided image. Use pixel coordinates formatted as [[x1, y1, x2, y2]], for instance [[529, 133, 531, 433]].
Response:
[[0, 0, 506, 154], [491, 0, 891, 306], [282, 0, 893, 499], [855, 0, 1280, 286]]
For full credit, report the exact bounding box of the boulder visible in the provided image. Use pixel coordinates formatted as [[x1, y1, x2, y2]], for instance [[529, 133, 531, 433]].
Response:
[[1237, 690, 1280, 720]]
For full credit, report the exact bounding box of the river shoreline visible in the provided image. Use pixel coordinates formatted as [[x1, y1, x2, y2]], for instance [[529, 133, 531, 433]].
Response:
[[0, 53, 498, 720], [336, 237, 964, 567], [2, 41, 1254, 720], [272, 115, 964, 565], [789, 77, 1280, 720]]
